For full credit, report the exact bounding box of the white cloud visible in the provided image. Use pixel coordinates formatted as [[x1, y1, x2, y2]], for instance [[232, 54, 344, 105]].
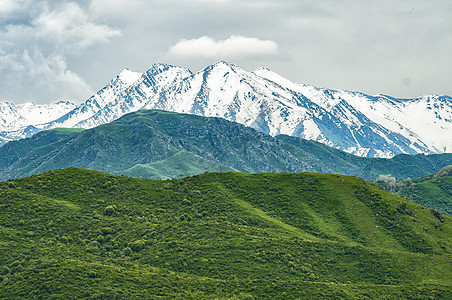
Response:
[[0, 49, 93, 103], [2, 0, 452, 103], [0, 0, 22, 13], [33, 2, 121, 53], [0, 1, 121, 103], [168, 35, 279, 59]]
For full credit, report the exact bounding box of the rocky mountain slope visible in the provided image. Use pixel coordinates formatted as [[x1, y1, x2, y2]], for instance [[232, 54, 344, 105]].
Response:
[[0, 101, 76, 145], [1, 109, 451, 182], [1, 62, 451, 157]]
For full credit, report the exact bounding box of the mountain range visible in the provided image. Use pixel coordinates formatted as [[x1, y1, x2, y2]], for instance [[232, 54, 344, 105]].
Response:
[[1, 109, 451, 182], [1, 61, 451, 157], [0, 101, 76, 145]]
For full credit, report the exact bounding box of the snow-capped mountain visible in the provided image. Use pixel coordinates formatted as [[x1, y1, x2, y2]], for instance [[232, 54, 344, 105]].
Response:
[[0, 101, 76, 145], [46, 68, 143, 129], [1, 61, 451, 157]]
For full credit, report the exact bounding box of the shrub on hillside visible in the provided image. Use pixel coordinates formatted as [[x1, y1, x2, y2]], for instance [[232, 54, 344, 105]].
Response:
[[103, 205, 117, 216], [434, 165, 452, 178]]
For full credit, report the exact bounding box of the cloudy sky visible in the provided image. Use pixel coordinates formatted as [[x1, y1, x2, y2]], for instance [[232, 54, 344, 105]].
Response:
[[1, 0, 451, 104]]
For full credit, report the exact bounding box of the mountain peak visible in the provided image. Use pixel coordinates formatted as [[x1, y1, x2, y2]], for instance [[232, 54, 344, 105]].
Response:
[[208, 60, 237, 71], [145, 63, 192, 77], [116, 68, 142, 86], [215, 60, 232, 66], [53, 100, 76, 106], [1, 61, 451, 158]]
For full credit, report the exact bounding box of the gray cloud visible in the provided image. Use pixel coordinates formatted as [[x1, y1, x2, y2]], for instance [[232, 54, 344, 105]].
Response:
[[1, 0, 452, 104], [33, 2, 120, 54], [0, 49, 93, 103], [0, 1, 119, 104]]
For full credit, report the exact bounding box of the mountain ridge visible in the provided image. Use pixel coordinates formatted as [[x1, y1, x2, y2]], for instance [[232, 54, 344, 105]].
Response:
[[1, 109, 451, 182], [1, 61, 451, 157]]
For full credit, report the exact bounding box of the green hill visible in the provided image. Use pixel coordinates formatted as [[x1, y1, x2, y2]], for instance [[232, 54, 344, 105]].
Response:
[[122, 150, 236, 179], [398, 175, 452, 214], [0, 127, 84, 171], [1, 110, 451, 181], [376, 166, 452, 214], [1, 168, 451, 298]]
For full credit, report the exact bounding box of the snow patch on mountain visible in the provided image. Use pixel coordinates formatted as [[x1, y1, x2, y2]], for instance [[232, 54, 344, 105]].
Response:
[[1, 61, 451, 158], [0, 101, 76, 144]]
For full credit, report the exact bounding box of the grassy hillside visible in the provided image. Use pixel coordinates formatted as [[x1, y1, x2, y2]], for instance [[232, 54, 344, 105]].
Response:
[[1, 168, 451, 299], [397, 176, 452, 215], [280, 135, 452, 180], [376, 166, 452, 214], [1, 110, 451, 182], [122, 150, 236, 179], [0, 127, 84, 171]]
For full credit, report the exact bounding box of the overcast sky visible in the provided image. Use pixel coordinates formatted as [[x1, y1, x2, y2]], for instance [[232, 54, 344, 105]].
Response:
[[1, 0, 451, 104]]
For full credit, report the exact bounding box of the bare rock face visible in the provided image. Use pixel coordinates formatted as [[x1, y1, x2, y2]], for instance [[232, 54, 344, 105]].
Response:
[[435, 221, 441, 231], [433, 209, 445, 224]]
